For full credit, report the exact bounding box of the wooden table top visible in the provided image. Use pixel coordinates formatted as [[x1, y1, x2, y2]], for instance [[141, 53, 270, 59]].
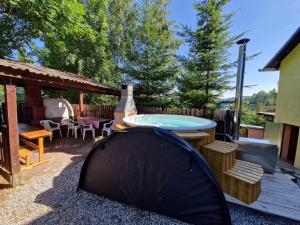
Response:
[[20, 129, 52, 140], [174, 132, 210, 139]]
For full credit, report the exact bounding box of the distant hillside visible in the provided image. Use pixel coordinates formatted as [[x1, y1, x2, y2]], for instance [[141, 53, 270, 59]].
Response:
[[218, 89, 277, 126], [220, 90, 276, 111], [220, 96, 251, 103]]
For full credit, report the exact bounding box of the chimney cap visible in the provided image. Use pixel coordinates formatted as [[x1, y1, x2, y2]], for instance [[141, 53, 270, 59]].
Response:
[[237, 38, 250, 45]]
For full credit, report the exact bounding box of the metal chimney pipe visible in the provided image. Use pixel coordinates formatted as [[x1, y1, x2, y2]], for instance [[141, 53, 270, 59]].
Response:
[[233, 38, 250, 140]]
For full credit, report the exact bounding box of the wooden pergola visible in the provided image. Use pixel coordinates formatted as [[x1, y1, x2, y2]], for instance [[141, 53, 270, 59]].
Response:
[[0, 59, 120, 186]]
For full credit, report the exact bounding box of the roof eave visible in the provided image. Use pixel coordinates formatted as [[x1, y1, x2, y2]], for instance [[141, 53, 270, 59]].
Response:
[[0, 59, 121, 96], [259, 67, 279, 72], [260, 27, 300, 72]]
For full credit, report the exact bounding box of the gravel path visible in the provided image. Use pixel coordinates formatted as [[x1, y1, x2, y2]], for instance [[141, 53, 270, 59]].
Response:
[[0, 160, 299, 225]]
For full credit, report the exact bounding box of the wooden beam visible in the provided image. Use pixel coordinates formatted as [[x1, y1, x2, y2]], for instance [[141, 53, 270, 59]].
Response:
[[79, 91, 84, 117], [0, 68, 121, 96], [4, 84, 20, 177], [0, 73, 119, 95]]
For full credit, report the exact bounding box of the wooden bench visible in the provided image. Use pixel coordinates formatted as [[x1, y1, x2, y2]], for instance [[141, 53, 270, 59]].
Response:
[[222, 160, 263, 204], [174, 132, 210, 148], [18, 146, 33, 170], [199, 140, 237, 181]]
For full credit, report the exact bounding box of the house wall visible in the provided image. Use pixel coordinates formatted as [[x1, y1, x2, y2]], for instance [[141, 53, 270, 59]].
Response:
[[275, 43, 300, 167], [276, 43, 300, 126]]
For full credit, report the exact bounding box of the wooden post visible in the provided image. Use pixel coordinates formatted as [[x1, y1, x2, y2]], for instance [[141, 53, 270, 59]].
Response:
[[38, 137, 44, 162], [79, 91, 84, 117], [281, 124, 299, 163], [4, 84, 20, 185]]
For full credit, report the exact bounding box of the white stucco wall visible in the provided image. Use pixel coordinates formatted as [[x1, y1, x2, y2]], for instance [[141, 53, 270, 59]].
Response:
[[43, 98, 74, 119]]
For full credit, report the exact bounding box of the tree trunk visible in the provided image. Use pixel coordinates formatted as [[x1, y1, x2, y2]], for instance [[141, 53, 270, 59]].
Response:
[[204, 70, 210, 115]]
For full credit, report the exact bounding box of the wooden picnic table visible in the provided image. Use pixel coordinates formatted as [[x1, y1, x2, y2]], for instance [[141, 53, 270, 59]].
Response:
[[18, 123, 52, 166]]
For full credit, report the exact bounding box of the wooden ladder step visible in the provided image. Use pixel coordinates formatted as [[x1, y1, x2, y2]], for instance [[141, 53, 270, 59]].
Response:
[[222, 160, 263, 204]]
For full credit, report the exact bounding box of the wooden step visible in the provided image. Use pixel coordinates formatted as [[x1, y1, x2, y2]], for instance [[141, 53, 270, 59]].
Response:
[[201, 140, 238, 154], [199, 141, 238, 181], [174, 132, 210, 148], [222, 160, 263, 204], [174, 131, 209, 139], [114, 123, 131, 131], [19, 146, 33, 169]]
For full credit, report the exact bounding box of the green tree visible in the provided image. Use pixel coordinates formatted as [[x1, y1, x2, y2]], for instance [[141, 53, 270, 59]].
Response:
[[1, 1, 137, 105], [107, 0, 135, 65], [241, 104, 265, 126], [37, 0, 119, 104], [178, 0, 241, 110], [39, 0, 111, 83], [106, 0, 137, 87], [246, 89, 277, 111], [122, 0, 180, 107], [0, 0, 84, 60]]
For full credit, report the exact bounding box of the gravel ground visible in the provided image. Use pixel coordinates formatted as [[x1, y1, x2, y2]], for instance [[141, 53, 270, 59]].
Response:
[[0, 160, 299, 225], [229, 203, 299, 225]]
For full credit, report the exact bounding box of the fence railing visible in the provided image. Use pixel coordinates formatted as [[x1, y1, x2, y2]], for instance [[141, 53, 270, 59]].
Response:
[[71, 104, 234, 135], [71, 104, 116, 119]]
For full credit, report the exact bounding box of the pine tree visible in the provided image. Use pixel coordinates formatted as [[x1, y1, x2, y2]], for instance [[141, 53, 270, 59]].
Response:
[[178, 0, 241, 110], [122, 0, 180, 107]]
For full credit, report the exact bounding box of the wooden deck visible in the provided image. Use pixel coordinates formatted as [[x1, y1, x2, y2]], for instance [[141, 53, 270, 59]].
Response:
[[225, 168, 300, 221]]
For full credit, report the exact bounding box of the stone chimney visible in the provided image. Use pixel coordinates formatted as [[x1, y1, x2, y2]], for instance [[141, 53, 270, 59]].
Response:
[[114, 85, 137, 125]]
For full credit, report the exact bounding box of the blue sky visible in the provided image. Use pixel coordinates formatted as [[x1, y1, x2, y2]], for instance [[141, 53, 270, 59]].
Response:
[[169, 0, 300, 98]]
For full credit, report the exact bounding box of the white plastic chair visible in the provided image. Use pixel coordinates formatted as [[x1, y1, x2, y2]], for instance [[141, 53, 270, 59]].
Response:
[[40, 120, 62, 141], [102, 120, 114, 137], [65, 119, 81, 139], [81, 124, 95, 140]]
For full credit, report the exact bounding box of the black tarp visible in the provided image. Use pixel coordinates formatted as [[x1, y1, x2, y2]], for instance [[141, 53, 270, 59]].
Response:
[[78, 127, 231, 225]]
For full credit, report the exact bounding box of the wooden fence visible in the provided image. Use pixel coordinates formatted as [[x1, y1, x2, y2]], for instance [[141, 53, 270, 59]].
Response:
[[71, 104, 116, 119], [71, 104, 234, 135], [264, 121, 284, 152]]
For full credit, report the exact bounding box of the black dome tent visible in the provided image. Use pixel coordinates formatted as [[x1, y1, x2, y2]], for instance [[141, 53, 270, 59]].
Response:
[[78, 127, 231, 225]]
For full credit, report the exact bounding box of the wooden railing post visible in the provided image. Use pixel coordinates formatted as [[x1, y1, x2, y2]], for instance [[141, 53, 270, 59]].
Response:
[[79, 91, 84, 117], [4, 84, 20, 186]]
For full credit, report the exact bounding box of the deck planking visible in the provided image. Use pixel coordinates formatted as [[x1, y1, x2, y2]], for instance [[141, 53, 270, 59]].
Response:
[[225, 169, 300, 221]]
